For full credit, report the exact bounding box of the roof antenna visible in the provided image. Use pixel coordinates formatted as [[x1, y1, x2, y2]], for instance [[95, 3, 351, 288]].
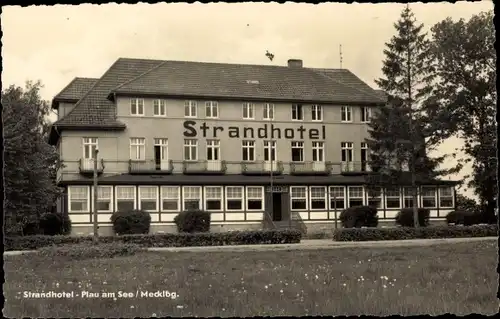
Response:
[[339, 44, 343, 69]]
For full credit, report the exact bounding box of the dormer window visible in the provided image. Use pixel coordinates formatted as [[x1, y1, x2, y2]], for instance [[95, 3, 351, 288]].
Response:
[[130, 98, 144, 116]]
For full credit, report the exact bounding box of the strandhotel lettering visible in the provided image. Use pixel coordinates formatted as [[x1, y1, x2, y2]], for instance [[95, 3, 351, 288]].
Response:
[[183, 120, 327, 140]]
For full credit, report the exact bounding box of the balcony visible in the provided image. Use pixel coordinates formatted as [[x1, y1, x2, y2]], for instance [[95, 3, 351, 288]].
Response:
[[339, 161, 372, 175], [129, 160, 173, 175], [242, 161, 284, 176], [183, 160, 227, 175], [290, 161, 330, 176], [79, 158, 104, 175]]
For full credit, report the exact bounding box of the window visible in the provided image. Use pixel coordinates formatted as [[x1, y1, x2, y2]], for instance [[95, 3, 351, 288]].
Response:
[[184, 139, 198, 161], [69, 186, 89, 212], [226, 186, 243, 211], [361, 106, 372, 122], [206, 140, 220, 161], [243, 102, 254, 119], [153, 99, 167, 116], [310, 186, 327, 210], [291, 186, 307, 210], [291, 141, 304, 162], [341, 142, 353, 170], [421, 186, 437, 208], [247, 186, 264, 210], [83, 137, 98, 159], [139, 186, 158, 212], [183, 186, 201, 210], [263, 103, 274, 120], [95, 186, 112, 212], [361, 142, 369, 171], [161, 186, 180, 211], [385, 187, 401, 209], [185, 100, 197, 117], [292, 104, 303, 120], [403, 187, 416, 208], [311, 105, 322, 121], [367, 187, 382, 209], [264, 141, 276, 162], [205, 186, 223, 211], [130, 98, 144, 116], [205, 101, 218, 118], [329, 186, 345, 210], [242, 140, 255, 161], [341, 106, 352, 122], [154, 138, 169, 169], [130, 138, 145, 160], [439, 187, 454, 208], [312, 142, 324, 162], [116, 186, 136, 212], [348, 186, 364, 207]]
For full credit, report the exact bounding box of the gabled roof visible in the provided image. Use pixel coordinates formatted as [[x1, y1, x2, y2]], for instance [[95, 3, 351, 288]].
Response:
[[110, 60, 386, 105], [49, 57, 386, 145], [51, 77, 99, 109]]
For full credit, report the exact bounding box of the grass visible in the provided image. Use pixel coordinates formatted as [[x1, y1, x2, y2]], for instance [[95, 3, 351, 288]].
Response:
[[4, 239, 498, 317]]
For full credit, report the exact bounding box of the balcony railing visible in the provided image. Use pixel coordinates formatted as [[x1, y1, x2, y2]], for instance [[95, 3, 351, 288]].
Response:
[[290, 161, 330, 175], [338, 161, 372, 174], [79, 158, 104, 175], [129, 160, 174, 174], [242, 161, 284, 175], [183, 160, 227, 175]]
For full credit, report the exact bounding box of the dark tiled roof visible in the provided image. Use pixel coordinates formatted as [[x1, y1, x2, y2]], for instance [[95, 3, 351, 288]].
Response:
[[59, 173, 458, 186], [52, 77, 99, 105], [373, 89, 388, 101], [111, 60, 386, 105]]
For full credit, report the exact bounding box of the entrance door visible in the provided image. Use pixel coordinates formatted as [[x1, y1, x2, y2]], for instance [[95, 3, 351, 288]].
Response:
[[272, 193, 282, 221]]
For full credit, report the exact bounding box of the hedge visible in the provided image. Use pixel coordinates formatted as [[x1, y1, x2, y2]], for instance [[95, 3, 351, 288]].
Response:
[[339, 205, 378, 228], [5, 229, 302, 251], [395, 208, 430, 227], [110, 209, 151, 235], [174, 210, 211, 233], [333, 224, 498, 241]]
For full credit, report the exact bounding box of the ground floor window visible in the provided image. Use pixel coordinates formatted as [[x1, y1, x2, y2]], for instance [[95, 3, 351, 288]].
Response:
[[95, 186, 113, 212], [183, 186, 202, 210], [246, 186, 264, 210], [421, 186, 437, 208], [439, 187, 454, 208], [329, 186, 345, 210], [161, 186, 180, 211], [310, 186, 326, 210], [403, 187, 415, 208], [348, 186, 364, 207], [385, 187, 401, 209], [226, 186, 243, 211], [69, 186, 89, 212], [205, 186, 223, 211], [116, 186, 136, 212], [291, 186, 307, 210], [367, 187, 382, 209], [139, 186, 158, 212]]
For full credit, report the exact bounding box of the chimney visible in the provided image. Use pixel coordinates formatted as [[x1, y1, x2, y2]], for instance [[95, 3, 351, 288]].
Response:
[[287, 59, 303, 68]]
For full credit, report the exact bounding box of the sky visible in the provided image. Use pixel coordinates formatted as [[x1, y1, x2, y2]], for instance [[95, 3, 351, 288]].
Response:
[[1, 1, 494, 198]]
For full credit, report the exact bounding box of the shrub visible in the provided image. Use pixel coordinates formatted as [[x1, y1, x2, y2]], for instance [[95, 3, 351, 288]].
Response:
[[174, 210, 211, 233], [110, 210, 151, 235], [37, 242, 144, 260], [333, 224, 498, 241], [446, 210, 480, 226], [5, 229, 302, 251], [339, 206, 379, 228], [395, 208, 430, 227], [39, 212, 72, 235]]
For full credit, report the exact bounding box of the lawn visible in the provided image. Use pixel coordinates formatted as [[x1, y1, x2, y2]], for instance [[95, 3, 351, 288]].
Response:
[[4, 239, 498, 317]]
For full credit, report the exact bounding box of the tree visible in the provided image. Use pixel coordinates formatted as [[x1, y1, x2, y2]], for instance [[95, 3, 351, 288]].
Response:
[[366, 6, 459, 227], [2, 81, 62, 236], [430, 11, 496, 224], [455, 194, 480, 215]]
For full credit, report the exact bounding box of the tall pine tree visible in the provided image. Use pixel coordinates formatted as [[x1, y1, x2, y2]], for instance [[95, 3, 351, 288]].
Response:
[[2, 81, 62, 236], [366, 6, 459, 227]]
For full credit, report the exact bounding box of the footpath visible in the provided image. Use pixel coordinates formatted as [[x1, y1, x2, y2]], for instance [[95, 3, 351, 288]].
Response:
[[5, 236, 496, 256]]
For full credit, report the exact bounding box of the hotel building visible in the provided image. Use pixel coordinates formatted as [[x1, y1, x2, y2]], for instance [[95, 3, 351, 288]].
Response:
[[49, 57, 457, 235]]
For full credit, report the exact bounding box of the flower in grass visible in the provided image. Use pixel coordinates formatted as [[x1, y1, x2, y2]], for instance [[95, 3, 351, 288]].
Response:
[[280, 289, 284, 294], [130, 305, 135, 309], [177, 305, 184, 309], [152, 313, 157, 317], [103, 281, 107, 285], [343, 283, 347, 287], [264, 285, 268, 289], [383, 285, 387, 289]]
